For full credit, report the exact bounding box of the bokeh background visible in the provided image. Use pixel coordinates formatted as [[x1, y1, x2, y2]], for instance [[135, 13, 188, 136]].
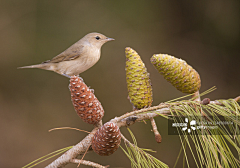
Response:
[[0, 0, 239, 167]]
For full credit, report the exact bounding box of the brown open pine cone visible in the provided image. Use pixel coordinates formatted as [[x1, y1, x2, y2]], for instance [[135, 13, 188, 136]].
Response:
[[69, 76, 104, 125], [92, 122, 121, 156]]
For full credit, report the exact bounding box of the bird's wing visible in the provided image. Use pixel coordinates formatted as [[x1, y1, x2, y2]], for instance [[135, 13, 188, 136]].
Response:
[[42, 44, 84, 63]]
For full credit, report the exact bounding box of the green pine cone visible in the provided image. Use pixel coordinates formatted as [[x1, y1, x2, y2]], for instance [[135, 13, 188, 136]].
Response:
[[125, 47, 153, 109], [150, 54, 201, 94]]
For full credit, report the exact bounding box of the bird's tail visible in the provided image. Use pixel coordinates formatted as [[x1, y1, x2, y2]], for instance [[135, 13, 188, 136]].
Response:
[[17, 63, 50, 70]]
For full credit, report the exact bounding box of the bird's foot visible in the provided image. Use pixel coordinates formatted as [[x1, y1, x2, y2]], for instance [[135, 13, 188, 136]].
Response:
[[90, 89, 94, 93], [78, 76, 84, 82]]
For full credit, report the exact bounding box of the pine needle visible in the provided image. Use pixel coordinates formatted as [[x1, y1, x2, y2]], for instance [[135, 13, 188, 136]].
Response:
[[121, 128, 169, 168], [22, 146, 73, 168], [49, 127, 91, 134], [165, 98, 240, 168]]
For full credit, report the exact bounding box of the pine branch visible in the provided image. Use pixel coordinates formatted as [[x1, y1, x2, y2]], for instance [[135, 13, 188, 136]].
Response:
[[45, 127, 99, 168], [71, 159, 109, 168], [45, 97, 239, 168]]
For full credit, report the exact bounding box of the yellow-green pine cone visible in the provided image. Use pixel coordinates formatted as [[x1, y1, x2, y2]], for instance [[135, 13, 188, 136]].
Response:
[[125, 47, 153, 109], [150, 54, 201, 93]]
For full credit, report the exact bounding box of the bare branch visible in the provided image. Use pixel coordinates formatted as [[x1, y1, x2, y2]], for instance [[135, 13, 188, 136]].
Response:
[[71, 159, 109, 168], [150, 118, 162, 143], [45, 127, 99, 168], [110, 104, 170, 125], [234, 96, 240, 102], [192, 91, 200, 102]]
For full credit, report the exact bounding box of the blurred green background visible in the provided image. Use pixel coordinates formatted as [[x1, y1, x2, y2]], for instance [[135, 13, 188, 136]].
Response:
[[0, 0, 239, 167]]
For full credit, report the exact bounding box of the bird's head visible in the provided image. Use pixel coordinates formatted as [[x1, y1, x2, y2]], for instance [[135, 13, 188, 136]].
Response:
[[83, 32, 114, 48]]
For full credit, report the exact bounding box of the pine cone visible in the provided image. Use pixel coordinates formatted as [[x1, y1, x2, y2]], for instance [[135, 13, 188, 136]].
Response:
[[69, 76, 104, 125], [92, 122, 121, 156], [150, 54, 201, 93], [125, 47, 153, 109]]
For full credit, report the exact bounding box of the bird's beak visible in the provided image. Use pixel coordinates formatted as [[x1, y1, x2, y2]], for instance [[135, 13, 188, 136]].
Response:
[[106, 37, 115, 41]]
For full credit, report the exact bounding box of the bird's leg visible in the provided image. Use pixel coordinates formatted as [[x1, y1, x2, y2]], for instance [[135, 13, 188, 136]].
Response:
[[62, 73, 71, 78], [62, 73, 84, 82]]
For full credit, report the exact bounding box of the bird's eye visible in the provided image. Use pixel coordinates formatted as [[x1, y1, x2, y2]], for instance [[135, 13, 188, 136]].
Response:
[[95, 36, 100, 40]]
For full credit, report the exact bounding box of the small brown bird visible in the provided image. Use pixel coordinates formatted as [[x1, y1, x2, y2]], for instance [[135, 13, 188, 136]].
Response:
[[18, 32, 114, 78]]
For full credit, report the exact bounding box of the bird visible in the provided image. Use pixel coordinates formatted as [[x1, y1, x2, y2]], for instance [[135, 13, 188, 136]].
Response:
[[18, 32, 114, 78]]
